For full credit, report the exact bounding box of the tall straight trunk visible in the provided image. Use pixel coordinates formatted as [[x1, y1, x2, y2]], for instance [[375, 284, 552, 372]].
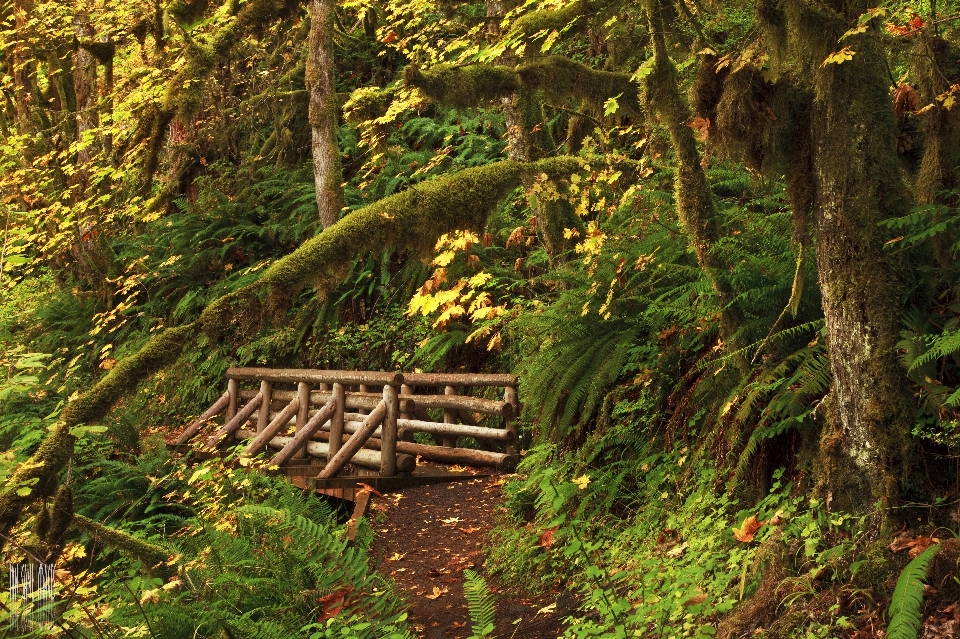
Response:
[[306, 0, 344, 229], [11, 0, 40, 136], [807, 32, 912, 510]]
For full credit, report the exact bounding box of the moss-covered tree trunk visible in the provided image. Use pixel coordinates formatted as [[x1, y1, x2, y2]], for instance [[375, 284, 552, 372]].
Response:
[[792, 0, 912, 511], [307, 0, 344, 228]]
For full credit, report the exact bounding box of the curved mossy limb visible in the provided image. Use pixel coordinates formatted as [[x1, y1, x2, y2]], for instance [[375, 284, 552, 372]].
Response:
[[261, 157, 583, 304], [73, 514, 174, 578], [61, 323, 199, 427], [516, 56, 640, 115], [342, 86, 400, 125], [0, 421, 74, 552], [404, 64, 521, 110]]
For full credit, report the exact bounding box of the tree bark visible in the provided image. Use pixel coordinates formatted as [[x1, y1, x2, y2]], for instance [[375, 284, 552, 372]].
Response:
[[307, 0, 344, 228], [809, 32, 912, 511]]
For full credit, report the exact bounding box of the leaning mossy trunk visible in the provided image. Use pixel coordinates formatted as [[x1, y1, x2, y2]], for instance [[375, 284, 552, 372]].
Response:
[[642, 0, 744, 358], [781, 0, 913, 512], [307, 0, 344, 228]]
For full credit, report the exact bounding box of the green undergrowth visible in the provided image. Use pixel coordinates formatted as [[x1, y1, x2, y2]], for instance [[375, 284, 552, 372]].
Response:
[[4, 440, 413, 638]]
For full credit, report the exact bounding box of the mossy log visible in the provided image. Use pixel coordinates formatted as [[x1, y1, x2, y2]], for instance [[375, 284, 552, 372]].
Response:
[[73, 514, 174, 578]]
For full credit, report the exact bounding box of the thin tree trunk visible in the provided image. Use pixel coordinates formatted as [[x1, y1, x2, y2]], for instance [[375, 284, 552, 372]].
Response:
[[642, 0, 743, 357], [307, 0, 344, 229]]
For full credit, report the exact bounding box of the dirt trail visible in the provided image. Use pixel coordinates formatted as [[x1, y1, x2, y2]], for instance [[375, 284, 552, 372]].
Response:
[[369, 463, 565, 638]]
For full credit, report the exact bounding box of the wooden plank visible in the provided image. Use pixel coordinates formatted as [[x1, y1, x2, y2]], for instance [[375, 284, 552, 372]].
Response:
[[175, 392, 230, 445], [226, 379, 238, 421], [307, 473, 490, 492], [405, 394, 513, 417], [227, 367, 403, 386], [395, 419, 513, 442], [401, 372, 517, 387], [268, 397, 337, 467], [295, 382, 310, 460], [265, 436, 415, 472], [347, 489, 373, 542], [314, 430, 514, 469], [242, 397, 299, 456], [317, 401, 386, 479], [204, 393, 262, 449], [240, 389, 414, 413]]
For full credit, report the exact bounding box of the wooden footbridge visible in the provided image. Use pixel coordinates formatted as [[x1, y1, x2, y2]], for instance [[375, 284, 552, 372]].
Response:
[[171, 368, 519, 503]]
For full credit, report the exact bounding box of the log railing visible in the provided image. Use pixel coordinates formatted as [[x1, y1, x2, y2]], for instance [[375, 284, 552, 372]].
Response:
[[173, 368, 520, 479]]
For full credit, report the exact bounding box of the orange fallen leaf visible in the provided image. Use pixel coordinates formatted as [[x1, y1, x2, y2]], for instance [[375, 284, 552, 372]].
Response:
[[539, 526, 558, 548], [318, 586, 354, 621], [425, 586, 448, 599], [732, 514, 765, 543]]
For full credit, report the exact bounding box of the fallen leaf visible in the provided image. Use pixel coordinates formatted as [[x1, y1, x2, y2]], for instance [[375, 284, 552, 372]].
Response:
[[537, 602, 557, 615], [666, 541, 689, 557], [687, 116, 711, 143], [425, 586, 448, 600], [539, 526, 559, 548], [732, 514, 765, 543], [459, 527, 481, 534], [683, 593, 707, 607], [894, 84, 921, 118], [573, 474, 591, 490], [388, 552, 406, 561], [441, 517, 461, 524], [318, 586, 353, 621]]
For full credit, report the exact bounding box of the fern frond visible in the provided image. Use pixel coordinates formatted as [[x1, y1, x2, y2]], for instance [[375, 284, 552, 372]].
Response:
[[463, 569, 496, 639], [887, 544, 940, 639]]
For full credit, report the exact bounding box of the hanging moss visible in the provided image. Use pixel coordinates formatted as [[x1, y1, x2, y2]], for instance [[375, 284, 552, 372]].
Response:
[[689, 52, 728, 124], [404, 64, 521, 109], [713, 59, 772, 171], [73, 514, 174, 578], [167, 0, 211, 24], [516, 56, 640, 115], [642, 0, 743, 356], [406, 57, 639, 117]]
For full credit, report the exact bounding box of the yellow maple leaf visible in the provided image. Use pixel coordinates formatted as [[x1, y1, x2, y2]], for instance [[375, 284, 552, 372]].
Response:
[[820, 47, 856, 67]]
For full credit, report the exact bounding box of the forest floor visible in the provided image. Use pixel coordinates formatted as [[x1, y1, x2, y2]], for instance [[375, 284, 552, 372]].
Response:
[[368, 462, 566, 638]]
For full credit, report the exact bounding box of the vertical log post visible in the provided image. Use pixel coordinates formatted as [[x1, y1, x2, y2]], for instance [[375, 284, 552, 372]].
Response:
[[226, 378, 238, 424], [295, 382, 311, 460], [358, 384, 369, 415], [381, 385, 398, 476], [257, 380, 273, 434], [442, 385, 457, 448], [329, 382, 345, 461], [504, 385, 519, 457], [399, 383, 413, 441]]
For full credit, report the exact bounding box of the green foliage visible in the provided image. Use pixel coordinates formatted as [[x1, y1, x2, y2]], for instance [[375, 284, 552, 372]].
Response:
[[463, 569, 496, 639], [887, 545, 940, 639]]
